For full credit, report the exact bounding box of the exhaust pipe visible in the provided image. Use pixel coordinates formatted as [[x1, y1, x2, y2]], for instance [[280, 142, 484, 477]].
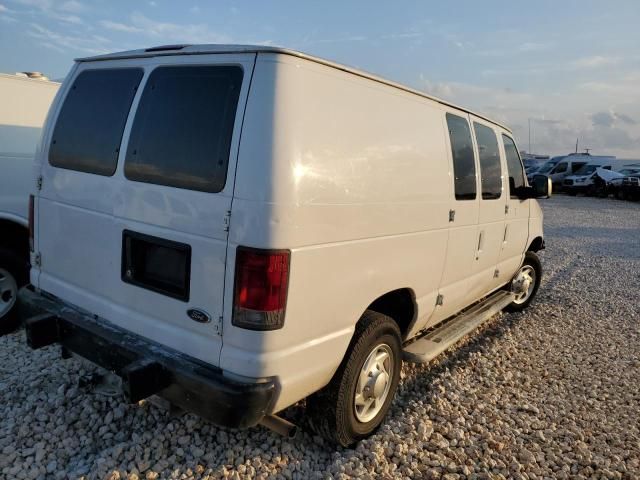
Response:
[[259, 414, 298, 438]]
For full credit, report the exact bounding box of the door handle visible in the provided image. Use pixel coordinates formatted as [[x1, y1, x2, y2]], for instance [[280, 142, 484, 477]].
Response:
[[476, 230, 484, 259]]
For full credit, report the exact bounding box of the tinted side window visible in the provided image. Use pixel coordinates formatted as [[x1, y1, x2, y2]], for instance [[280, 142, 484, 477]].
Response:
[[502, 135, 525, 195], [554, 162, 568, 173], [474, 122, 502, 200], [125, 65, 243, 193], [446, 113, 476, 200], [49, 69, 143, 175]]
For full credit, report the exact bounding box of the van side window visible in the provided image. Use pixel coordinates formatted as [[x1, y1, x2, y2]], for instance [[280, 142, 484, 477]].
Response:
[[49, 68, 143, 176], [473, 123, 502, 199], [502, 134, 525, 196], [125, 65, 243, 193], [553, 162, 568, 173], [445, 113, 476, 200], [571, 162, 586, 173]]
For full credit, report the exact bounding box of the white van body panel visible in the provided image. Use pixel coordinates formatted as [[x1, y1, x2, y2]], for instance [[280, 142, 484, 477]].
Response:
[[32, 46, 544, 415], [225, 54, 452, 408], [0, 74, 59, 224]]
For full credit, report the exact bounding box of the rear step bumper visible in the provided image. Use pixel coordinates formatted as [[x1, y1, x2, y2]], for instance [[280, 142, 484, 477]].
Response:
[[18, 286, 276, 429]]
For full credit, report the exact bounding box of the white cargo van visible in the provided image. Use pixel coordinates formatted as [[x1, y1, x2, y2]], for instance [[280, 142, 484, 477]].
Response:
[[0, 73, 59, 333], [563, 158, 640, 195], [18, 45, 550, 446]]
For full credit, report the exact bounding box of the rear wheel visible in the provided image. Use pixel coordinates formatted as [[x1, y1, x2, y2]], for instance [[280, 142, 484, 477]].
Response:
[[0, 247, 28, 335], [505, 251, 542, 312], [307, 310, 402, 447]]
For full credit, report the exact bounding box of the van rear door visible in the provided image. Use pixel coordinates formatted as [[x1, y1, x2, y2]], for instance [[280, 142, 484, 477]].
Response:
[[34, 53, 255, 367]]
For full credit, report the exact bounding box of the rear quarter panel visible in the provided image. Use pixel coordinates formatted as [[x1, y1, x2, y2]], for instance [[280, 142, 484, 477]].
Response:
[[225, 53, 453, 410]]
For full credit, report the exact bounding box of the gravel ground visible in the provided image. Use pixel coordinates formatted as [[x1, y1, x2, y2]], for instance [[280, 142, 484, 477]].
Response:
[[1, 195, 639, 480]]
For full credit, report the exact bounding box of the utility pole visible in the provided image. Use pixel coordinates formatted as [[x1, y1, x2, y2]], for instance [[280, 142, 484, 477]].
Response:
[[575, 138, 579, 154], [528, 118, 532, 153]]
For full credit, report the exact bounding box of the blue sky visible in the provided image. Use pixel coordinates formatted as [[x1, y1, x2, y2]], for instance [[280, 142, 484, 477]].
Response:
[[2, 0, 640, 157]]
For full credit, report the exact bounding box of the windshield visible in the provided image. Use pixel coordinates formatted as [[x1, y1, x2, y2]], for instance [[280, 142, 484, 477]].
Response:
[[575, 164, 600, 175], [538, 160, 559, 173]]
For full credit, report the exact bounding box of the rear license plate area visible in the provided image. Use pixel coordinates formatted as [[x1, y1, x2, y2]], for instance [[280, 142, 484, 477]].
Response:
[[122, 230, 191, 301]]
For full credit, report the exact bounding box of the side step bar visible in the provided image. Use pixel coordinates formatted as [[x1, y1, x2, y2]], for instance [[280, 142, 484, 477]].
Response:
[[403, 290, 515, 364]]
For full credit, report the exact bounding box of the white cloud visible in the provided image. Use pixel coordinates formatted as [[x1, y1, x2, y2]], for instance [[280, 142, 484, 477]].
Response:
[[59, 0, 84, 13], [570, 55, 618, 69], [417, 74, 640, 157], [0, 4, 8, 12], [99, 12, 230, 43], [100, 19, 143, 33], [27, 22, 110, 54]]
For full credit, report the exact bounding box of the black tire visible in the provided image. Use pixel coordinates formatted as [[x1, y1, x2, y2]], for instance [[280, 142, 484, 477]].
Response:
[[307, 310, 402, 447], [0, 247, 29, 335], [505, 251, 542, 312]]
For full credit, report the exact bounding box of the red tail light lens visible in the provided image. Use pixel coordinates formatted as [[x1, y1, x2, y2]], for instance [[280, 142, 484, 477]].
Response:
[[28, 194, 35, 252], [233, 247, 290, 331]]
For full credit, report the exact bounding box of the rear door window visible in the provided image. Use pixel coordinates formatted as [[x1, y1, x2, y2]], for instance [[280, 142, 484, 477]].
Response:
[[473, 122, 502, 199], [49, 68, 143, 176], [445, 113, 477, 200], [502, 135, 525, 196], [124, 65, 243, 193]]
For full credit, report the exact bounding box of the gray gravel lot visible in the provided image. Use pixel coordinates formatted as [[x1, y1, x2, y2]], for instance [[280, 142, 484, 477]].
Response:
[[1, 195, 639, 479]]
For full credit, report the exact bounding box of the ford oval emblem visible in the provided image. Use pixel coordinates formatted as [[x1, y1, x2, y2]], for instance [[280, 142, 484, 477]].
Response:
[[187, 308, 211, 323]]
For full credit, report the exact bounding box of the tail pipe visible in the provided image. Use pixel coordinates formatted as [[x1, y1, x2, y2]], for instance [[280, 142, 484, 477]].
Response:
[[259, 414, 298, 438]]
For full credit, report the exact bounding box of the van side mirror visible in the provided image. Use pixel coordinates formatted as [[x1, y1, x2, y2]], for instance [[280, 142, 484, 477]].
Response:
[[532, 174, 552, 198]]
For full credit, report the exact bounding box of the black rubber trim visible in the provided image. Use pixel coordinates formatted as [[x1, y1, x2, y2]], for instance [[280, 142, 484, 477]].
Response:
[[18, 286, 276, 429]]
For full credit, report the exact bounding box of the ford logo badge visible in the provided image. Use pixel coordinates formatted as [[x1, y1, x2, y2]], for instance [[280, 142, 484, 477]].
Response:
[[187, 308, 211, 323]]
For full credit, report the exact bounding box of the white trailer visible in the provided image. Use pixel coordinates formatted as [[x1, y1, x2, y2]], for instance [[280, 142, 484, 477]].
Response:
[[0, 72, 59, 332]]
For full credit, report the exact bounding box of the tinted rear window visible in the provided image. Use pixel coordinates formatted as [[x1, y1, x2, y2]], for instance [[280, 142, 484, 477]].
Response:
[[49, 68, 143, 176], [124, 65, 243, 193], [474, 122, 502, 200], [446, 113, 477, 200]]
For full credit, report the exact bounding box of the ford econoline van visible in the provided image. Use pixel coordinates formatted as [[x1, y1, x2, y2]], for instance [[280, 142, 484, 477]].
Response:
[[18, 45, 550, 446]]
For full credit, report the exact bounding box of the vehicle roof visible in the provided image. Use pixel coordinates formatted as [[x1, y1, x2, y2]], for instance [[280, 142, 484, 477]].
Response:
[[77, 44, 512, 133]]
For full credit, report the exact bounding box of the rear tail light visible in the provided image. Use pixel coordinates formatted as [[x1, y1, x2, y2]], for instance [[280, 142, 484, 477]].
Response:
[[28, 194, 34, 252], [233, 247, 290, 331]]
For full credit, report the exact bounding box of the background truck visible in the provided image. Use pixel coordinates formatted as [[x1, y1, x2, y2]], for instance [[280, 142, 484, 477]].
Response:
[[0, 72, 59, 333]]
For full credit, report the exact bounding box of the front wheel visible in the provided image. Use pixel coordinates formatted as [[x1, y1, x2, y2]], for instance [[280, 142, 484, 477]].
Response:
[[307, 310, 402, 447], [0, 247, 28, 335], [505, 251, 542, 312]]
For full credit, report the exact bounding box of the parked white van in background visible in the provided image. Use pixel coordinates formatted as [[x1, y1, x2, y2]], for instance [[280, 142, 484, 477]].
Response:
[[563, 158, 640, 195], [17, 45, 550, 446], [546, 154, 614, 189], [0, 72, 59, 333]]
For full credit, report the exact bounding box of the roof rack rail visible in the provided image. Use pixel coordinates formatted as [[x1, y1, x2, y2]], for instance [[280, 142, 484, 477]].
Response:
[[145, 44, 191, 52]]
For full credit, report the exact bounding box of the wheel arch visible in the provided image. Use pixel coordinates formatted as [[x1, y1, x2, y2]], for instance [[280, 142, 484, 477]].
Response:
[[0, 217, 29, 257], [527, 236, 545, 253], [360, 288, 417, 341]]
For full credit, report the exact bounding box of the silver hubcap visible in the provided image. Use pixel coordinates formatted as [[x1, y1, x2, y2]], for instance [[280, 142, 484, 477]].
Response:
[[354, 343, 393, 423], [511, 265, 536, 304], [0, 268, 18, 318]]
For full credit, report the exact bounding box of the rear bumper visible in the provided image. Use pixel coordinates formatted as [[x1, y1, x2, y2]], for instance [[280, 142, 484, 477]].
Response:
[[18, 286, 277, 429]]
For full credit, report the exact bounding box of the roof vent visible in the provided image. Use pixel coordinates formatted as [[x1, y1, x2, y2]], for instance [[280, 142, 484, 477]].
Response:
[[145, 44, 191, 52]]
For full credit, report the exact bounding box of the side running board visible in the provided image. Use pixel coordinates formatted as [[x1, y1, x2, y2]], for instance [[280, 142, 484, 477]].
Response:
[[403, 290, 515, 364]]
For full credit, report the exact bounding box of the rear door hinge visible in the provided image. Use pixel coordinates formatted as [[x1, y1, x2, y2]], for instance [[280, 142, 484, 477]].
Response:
[[223, 210, 231, 232], [504, 204, 509, 214], [448, 209, 456, 222], [34, 252, 42, 267], [494, 269, 500, 278], [215, 316, 223, 335], [436, 294, 444, 306], [37, 176, 43, 191]]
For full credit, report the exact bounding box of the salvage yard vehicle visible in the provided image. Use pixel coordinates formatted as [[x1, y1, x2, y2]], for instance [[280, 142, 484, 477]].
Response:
[[18, 44, 550, 446], [563, 160, 640, 196], [618, 174, 640, 200], [0, 72, 59, 334]]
